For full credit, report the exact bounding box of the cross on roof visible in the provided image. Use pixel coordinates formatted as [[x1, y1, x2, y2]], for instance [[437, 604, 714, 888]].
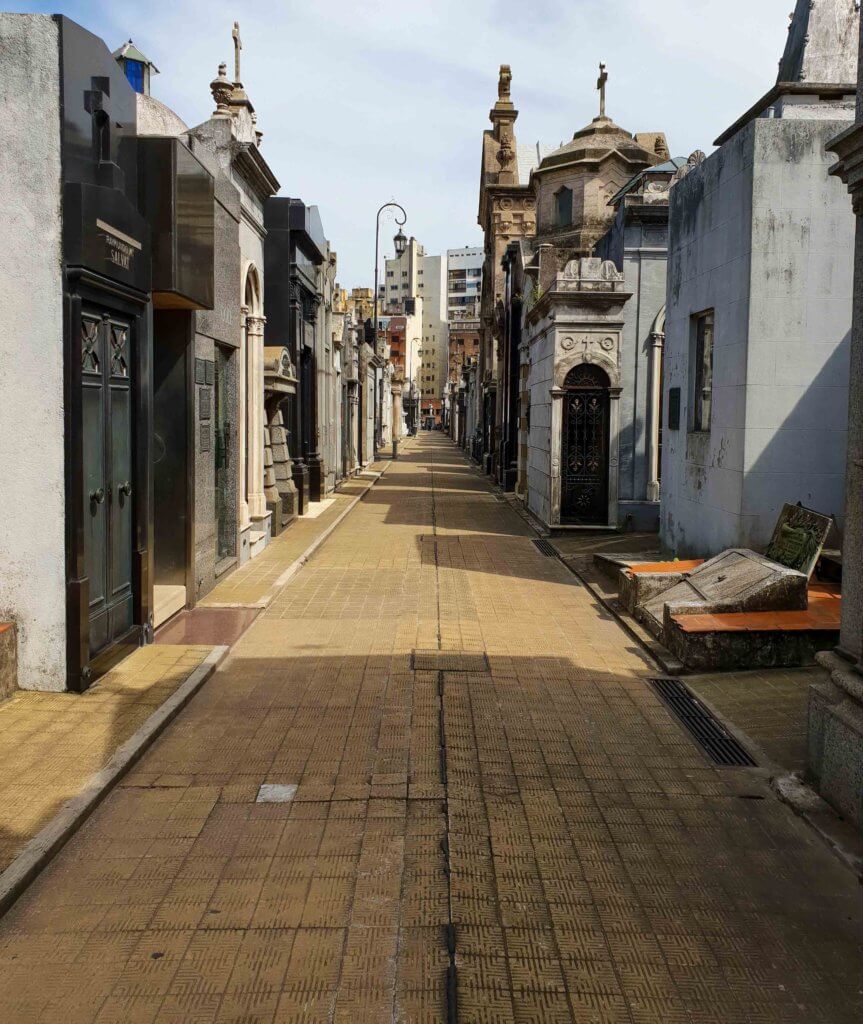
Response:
[[597, 62, 608, 118], [232, 21, 242, 84]]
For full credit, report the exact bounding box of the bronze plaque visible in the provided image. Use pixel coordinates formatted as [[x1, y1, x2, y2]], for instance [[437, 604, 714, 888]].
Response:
[[764, 503, 832, 578]]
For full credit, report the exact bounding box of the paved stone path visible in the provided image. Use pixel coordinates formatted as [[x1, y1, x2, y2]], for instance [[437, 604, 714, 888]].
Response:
[[0, 435, 861, 1023]]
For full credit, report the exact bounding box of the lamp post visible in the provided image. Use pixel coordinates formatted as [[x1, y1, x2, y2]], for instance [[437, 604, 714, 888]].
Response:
[[373, 202, 407, 459]]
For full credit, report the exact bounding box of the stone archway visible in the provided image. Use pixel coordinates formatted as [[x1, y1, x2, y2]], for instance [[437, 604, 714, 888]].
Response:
[[560, 363, 612, 524], [549, 353, 621, 528]]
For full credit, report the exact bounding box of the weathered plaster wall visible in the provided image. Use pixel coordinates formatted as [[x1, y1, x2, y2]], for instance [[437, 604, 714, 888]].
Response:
[[188, 145, 242, 594], [598, 213, 668, 522], [526, 320, 554, 525], [661, 128, 755, 557], [661, 118, 853, 557], [0, 15, 66, 690], [742, 119, 853, 543]]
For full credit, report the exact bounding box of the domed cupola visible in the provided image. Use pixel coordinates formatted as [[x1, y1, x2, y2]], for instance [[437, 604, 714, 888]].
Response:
[[531, 64, 668, 252]]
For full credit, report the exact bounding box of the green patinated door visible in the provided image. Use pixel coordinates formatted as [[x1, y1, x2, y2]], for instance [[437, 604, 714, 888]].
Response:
[[81, 310, 135, 658]]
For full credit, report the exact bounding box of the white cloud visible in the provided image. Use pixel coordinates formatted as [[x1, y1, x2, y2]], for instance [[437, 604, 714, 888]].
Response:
[[38, 0, 793, 287]]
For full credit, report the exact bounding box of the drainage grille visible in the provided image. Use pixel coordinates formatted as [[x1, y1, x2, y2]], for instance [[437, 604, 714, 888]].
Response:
[[532, 538, 558, 557], [412, 650, 490, 672], [648, 677, 757, 767]]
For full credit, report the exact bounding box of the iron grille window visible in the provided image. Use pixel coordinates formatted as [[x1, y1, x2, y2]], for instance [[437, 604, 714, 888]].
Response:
[[691, 310, 714, 432]]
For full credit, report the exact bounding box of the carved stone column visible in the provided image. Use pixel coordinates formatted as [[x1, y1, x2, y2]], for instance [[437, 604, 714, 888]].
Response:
[[808, 96, 863, 831], [549, 387, 565, 527], [238, 307, 251, 532], [607, 386, 622, 528], [245, 314, 267, 523], [645, 329, 664, 503]]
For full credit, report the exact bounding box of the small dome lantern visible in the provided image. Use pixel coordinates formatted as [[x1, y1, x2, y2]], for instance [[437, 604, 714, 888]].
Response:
[[112, 39, 159, 96]]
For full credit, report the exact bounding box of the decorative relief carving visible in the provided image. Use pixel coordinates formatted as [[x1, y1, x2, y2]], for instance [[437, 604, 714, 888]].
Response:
[[672, 150, 706, 186], [109, 323, 129, 378], [82, 316, 100, 374], [557, 333, 619, 359]]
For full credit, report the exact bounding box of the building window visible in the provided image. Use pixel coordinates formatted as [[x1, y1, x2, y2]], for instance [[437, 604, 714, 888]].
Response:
[[690, 309, 714, 432], [554, 186, 572, 228]]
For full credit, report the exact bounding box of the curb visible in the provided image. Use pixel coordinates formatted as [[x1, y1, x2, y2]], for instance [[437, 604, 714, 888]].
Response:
[[0, 645, 228, 919], [773, 773, 863, 881]]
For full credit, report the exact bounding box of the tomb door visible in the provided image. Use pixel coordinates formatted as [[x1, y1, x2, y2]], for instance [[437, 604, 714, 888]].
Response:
[[561, 363, 610, 524], [81, 310, 135, 658]]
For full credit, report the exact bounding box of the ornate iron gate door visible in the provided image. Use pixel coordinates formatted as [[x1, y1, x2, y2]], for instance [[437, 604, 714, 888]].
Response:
[[561, 365, 610, 524], [81, 310, 134, 658]]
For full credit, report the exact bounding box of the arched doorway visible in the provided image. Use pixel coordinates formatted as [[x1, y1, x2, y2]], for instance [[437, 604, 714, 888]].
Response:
[[561, 363, 610, 524]]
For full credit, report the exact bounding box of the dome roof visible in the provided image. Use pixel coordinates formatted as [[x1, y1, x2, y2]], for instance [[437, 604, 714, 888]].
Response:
[[536, 115, 654, 172]]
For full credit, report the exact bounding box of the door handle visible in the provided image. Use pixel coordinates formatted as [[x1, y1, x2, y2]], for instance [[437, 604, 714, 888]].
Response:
[[119, 481, 132, 497], [89, 488, 105, 504]]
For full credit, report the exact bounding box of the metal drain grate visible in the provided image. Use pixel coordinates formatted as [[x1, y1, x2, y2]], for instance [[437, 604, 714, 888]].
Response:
[[412, 650, 490, 672], [532, 538, 558, 557], [649, 677, 757, 767]]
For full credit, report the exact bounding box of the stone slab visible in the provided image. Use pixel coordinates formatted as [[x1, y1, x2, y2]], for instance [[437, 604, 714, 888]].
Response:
[[635, 548, 808, 638]]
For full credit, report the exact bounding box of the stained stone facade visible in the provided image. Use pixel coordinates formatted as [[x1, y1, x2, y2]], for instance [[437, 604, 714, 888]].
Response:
[[0, 14, 358, 691], [524, 258, 629, 528], [476, 66, 538, 476], [809, 5, 863, 834], [660, 0, 857, 558], [483, 65, 672, 528]]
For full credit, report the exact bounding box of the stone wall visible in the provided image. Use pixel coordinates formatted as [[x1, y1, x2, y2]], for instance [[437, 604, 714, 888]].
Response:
[[526, 321, 554, 525], [597, 213, 668, 523], [661, 117, 854, 558], [0, 15, 66, 691]]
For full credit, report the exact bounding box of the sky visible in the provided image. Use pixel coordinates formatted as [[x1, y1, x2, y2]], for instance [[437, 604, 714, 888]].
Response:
[[14, 0, 793, 289]]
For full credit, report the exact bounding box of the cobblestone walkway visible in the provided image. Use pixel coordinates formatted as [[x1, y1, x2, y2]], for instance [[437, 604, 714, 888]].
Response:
[[0, 436, 861, 1023]]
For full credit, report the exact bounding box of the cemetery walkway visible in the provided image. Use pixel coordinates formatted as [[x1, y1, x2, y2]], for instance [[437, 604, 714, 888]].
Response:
[[0, 434, 861, 1023]]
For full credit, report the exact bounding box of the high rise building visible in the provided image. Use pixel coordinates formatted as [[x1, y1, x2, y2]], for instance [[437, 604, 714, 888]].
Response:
[[447, 246, 483, 319], [383, 237, 447, 425]]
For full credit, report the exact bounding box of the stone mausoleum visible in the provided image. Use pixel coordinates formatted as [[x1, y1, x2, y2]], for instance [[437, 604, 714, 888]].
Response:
[[660, 0, 858, 558]]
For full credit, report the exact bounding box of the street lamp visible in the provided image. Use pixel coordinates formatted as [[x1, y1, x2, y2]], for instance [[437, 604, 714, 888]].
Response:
[[373, 202, 407, 459]]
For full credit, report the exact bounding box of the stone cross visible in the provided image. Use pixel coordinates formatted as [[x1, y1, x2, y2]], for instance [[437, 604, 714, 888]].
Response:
[[232, 21, 242, 84], [597, 62, 607, 118]]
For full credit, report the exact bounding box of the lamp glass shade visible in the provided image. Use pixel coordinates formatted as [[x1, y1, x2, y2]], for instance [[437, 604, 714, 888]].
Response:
[[393, 229, 407, 257]]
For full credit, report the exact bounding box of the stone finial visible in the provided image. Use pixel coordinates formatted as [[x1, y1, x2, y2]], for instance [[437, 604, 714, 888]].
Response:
[[498, 64, 512, 102], [671, 149, 706, 185], [210, 62, 232, 116]]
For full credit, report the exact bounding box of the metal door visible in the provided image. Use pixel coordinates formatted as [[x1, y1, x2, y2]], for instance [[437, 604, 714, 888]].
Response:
[[81, 310, 134, 657], [561, 364, 609, 524]]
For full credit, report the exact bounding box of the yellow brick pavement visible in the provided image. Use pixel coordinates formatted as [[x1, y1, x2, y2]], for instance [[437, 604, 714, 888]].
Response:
[[0, 436, 860, 1023], [200, 471, 388, 609], [0, 645, 212, 872]]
